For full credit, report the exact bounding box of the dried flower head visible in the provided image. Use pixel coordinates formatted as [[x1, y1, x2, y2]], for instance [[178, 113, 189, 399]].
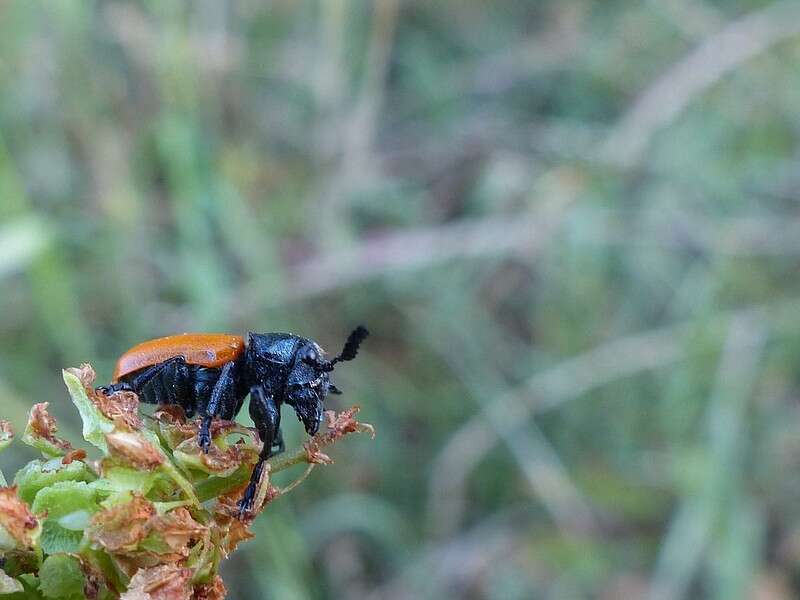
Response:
[[121, 564, 193, 600], [0, 486, 39, 550], [0, 365, 374, 598], [23, 402, 74, 457]]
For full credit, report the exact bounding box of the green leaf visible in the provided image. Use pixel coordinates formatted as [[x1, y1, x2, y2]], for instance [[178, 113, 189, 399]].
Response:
[[61, 370, 114, 453], [173, 446, 239, 477], [17, 575, 43, 599], [153, 500, 192, 515], [138, 534, 171, 555], [38, 555, 84, 600], [140, 429, 201, 507], [13, 460, 94, 505], [31, 483, 96, 555], [195, 464, 250, 502], [60, 371, 200, 506], [90, 467, 158, 497], [38, 522, 83, 556], [31, 481, 99, 520], [95, 456, 199, 508], [19, 436, 64, 460]]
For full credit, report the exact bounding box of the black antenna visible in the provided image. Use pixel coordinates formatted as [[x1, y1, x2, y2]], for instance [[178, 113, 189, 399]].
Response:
[[323, 326, 369, 371]]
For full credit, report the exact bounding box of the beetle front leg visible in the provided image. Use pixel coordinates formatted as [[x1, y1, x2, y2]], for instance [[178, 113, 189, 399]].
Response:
[[239, 385, 280, 516], [96, 381, 134, 395]]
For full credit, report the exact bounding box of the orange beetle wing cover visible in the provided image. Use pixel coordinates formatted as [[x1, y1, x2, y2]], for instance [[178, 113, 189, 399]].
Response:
[[113, 334, 245, 381]]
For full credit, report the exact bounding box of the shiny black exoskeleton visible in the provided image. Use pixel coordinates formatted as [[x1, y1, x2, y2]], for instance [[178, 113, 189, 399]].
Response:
[[99, 326, 368, 514]]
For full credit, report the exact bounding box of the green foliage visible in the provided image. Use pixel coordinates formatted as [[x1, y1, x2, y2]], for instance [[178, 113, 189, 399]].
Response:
[[38, 556, 84, 600], [2, 1, 800, 597], [0, 368, 371, 598], [13, 461, 94, 506], [38, 522, 84, 556], [61, 372, 115, 454]]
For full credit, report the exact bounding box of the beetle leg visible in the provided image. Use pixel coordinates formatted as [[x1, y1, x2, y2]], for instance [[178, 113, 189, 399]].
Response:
[[239, 385, 280, 516], [199, 361, 236, 454]]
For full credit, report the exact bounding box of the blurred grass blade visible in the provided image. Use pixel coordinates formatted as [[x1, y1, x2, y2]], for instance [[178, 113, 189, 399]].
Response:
[[0, 218, 50, 280]]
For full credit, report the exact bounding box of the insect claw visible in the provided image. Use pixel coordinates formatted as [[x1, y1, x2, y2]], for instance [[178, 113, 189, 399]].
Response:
[[237, 484, 256, 519], [197, 431, 212, 454]]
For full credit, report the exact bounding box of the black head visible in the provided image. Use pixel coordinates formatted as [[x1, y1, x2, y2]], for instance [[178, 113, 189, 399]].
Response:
[[246, 326, 369, 435]]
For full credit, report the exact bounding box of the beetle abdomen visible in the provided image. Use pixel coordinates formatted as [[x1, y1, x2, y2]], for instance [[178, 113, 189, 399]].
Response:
[[113, 333, 245, 381]]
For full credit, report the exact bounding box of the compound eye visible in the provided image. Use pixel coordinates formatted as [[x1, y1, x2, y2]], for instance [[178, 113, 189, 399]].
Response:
[[301, 347, 318, 365]]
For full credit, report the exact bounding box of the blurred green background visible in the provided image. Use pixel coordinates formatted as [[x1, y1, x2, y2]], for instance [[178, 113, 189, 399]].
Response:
[[3, 1, 800, 598]]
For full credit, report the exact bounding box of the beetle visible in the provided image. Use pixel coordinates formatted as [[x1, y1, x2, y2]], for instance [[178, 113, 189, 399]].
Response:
[[97, 326, 369, 514]]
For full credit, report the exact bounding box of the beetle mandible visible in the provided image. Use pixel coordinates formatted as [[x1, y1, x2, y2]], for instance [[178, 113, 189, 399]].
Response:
[[97, 326, 369, 514]]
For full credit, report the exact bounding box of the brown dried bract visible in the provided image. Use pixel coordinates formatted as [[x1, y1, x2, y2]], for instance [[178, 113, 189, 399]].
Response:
[[154, 413, 197, 450], [0, 487, 38, 548], [121, 565, 193, 600], [324, 406, 376, 439], [105, 431, 164, 470], [207, 419, 253, 439], [155, 412, 259, 455], [211, 491, 256, 557], [202, 443, 253, 474], [91, 501, 206, 573], [153, 405, 188, 425], [62, 448, 88, 465], [81, 554, 124, 600], [214, 485, 254, 524], [214, 463, 277, 526], [213, 495, 279, 557], [96, 390, 143, 430], [304, 407, 374, 464], [68, 363, 143, 430], [89, 494, 156, 552], [212, 476, 278, 556], [183, 438, 257, 476], [67, 362, 98, 390], [220, 517, 255, 557], [193, 576, 226, 600], [27, 402, 74, 454], [304, 441, 333, 465], [148, 508, 208, 557], [81, 559, 104, 600]]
